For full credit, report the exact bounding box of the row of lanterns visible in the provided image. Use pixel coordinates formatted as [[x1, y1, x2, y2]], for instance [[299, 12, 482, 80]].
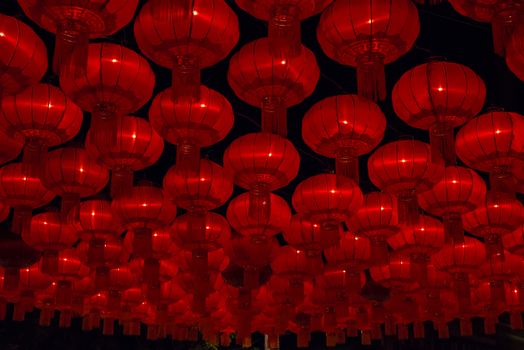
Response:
[[0, 0, 522, 348]]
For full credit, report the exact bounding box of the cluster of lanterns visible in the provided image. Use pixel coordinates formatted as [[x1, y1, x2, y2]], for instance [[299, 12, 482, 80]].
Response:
[[0, 0, 522, 348]]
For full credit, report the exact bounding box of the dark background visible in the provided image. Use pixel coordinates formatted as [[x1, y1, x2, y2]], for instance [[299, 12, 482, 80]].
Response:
[[0, 0, 524, 348]]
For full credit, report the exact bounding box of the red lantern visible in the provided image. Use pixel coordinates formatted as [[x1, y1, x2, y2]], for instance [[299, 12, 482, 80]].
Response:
[[271, 247, 315, 302], [171, 212, 230, 276], [348, 192, 400, 265], [478, 252, 524, 306], [455, 110, 524, 193], [42, 146, 109, 219], [25, 212, 78, 275], [462, 195, 524, 257], [228, 38, 319, 135], [60, 43, 155, 135], [370, 255, 417, 292], [148, 86, 234, 175], [292, 174, 363, 240], [0, 14, 47, 96], [134, 0, 239, 100], [164, 159, 233, 212], [71, 199, 124, 259], [112, 183, 177, 258], [317, 0, 420, 101], [449, 0, 523, 55], [392, 60, 486, 164], [283, 214, 337, 274], [224, 133, 299, 222], [368, 140, 445, 226], [0, 163, 56, 235], [18, 0, 138, 74], [124, 228, 176, 287], [507, 24, 524, 81], [224, 235, 278, 289], [0, 83, 83, 177], [503, 225, 524, 256], [324, 234, 371, 275], [418, 166, 487, 242], [12, 263, 52, 321], [227, 192, 291, 240], [86, 116, 164, 197], [302, 94, 386, 183], [388, 215, 445, 284], [234, 0, 332, 58]]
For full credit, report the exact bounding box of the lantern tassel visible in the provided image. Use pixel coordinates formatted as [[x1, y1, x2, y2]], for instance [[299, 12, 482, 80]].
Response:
[[111, 167, 134, 199], [144, 258, 161, 287], [370, 236, 389, 266], [39, 307, 53, 326], [22, 138, 47, 178], [268, 5, 301, 59], [356, 54, 386, 101], [191, 249, 209, 278], [95, 266, 110, 291], [262, 96, 287, 136], [88, 239, 106, 266], [397, 193, 420, 227], [249, 183, 271, 224], [91, 104, 119, 145], [12, 206, 32, 236], [56, 280, 73, 306], [172, 56, 201, 102], [489, 280, 506, 306], [132, 227, 153, 258], [176, 142, 201, 177], [437, 322, 449, 339], [54, 20, 89, 76], [430, 123, 456, 165], [103, 318, 115, 336], [485, 235, 505, 259], [410, 254, 428, 286], [61, 192, 80, 222], [289, 278, 305, 301], [335, 149, 359, 185], [491, 10, 520, 56], [243, 266, 259, 289], [443, 213, 464, 243], [59, 309, 72, 328], [41, 250, 59, 275]]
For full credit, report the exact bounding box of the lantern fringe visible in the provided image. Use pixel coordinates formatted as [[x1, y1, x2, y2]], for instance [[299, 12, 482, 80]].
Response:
[[191, 249, 209, 277], [95, 266, 110, 291], [88, 239, 107, 267], [143, 257, 161, 287], [430, 123, 456, 165], [485, 235, 505, 259], [443, 213, 464, 243], [490, 280, 506, 306], [176, 142, 201, 178], [369, 237, 390, 266], [491, 10, 519, 56], [22, 138, 47, 179], [172, 56, 201, 102], [12, 206, 32, 236], [357, 54, 386, 101], [249, 183, 271, 223], [268, 5, 301, 59], [289, 278, 305, 301], [511, 311, 524, 330], [132, 227, 153, 258], [41, 250, 59, 275], [3, 267, 20, 291], [335, 149, 359, 185], [409, 254, 428, 286], [262, 96, 287, 136], [103, 318, 115, 335], [243, 266, 259, 289], [91, 104, 119, 146], [54, 20, 89, 76], [396, 193, 420, 227], [111, 167, 134, 199], [437, 322, 450, 339], [59, 309, 72, 328], [61, 192, 80, 222]]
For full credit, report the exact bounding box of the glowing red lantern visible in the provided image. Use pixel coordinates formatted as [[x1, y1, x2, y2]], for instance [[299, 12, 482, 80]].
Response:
[[317, 0, 420, 101], [0, 83, 82, 177], [0, 163, 55, 234], [224, 235, 278, 289], [24, 212, 78, 275], [292, 174, 363, 240], [271, 247, 315, 302], [42, 146, 109, 219], [368, 140, 445, 225], [418, 166, 487, 243], [324, 233, 371, 277], [125, 228, 175, 287], [283, 214, 337, 274], [449, 0, 523, 55], [0, 14, 47, 95], [148, 86, 233, 174], [455, 110, 524, 193], [12, 263, 51, 321], [228, 38, 319, 135], [134, 0, 239, 100], [462, 195, 524, 257], [388, 215, 445, 284], [478, 252, 524, 306], [227, 192, 291, 240], [507, 24, 524, 81], [348, 192, 400, 265], [112, 183, 177, 258], [60, 43, 155, 135], [86, 116, 164, 197], [392, 60, 486, 164], [302, 94, 386, 183], [18, 0, 138, 74], [234, 0, 332, 58], [171, 212, 230, 276], [224, 133, 299, 222], [70, 199, 124, 264]]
